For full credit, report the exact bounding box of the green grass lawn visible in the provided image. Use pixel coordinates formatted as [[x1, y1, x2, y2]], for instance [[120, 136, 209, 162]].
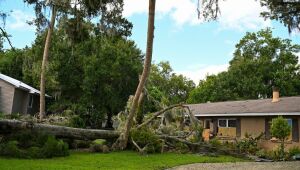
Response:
[[0, 151, 246, 170]]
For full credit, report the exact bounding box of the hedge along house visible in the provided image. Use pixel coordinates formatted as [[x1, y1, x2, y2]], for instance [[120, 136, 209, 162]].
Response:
[[0, 73, 49, 115], [187, 89, 300, 150]]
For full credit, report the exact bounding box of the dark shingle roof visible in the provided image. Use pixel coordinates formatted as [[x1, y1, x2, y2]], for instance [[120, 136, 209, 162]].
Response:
[[186, 97, 300, 117]]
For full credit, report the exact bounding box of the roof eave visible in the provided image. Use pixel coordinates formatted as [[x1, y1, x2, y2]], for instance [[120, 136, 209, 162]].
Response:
[[194, 112, 300, 117]]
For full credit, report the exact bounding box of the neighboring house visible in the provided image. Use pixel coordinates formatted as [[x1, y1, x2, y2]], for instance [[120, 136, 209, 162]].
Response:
[[0, 73, 48, 115], [187, 89, 300, 150]]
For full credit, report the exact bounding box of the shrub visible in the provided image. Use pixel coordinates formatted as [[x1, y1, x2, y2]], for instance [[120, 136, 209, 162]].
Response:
[[256, 149, 267, 158], [209, 138, 222, 148], [130, 128, 162, 153], [0, 141, 23, 158], [271, 116, 291, 159], [288, 146, 300, 158], [10, 113, 20, 119], [0, 112, 4, 119], [236, 133, 263, 155], [69, 115, 86, 128], [28, 147, 43, 158], [0, 133, 69, 159], [42, 136, 69, 158]]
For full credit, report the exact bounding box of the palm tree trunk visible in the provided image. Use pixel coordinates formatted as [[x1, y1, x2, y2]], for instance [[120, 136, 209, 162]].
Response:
[[39, 6, 57, 121], [113, 0, 156, 150]]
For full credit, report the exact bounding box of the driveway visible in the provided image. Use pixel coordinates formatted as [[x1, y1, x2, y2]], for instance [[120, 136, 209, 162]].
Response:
[[169, 161, 300, 170]]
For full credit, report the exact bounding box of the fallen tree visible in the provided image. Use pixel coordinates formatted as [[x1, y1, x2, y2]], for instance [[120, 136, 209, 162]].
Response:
[[0, 119, 120, 140]]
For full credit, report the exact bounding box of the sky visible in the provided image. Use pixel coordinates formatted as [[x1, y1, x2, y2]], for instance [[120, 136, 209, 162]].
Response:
[[1, 0, 300, 84]]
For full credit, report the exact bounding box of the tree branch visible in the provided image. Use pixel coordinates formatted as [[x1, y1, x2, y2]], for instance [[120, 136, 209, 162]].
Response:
[[136, 103, 184, 129], [0, 27, 15, 50]]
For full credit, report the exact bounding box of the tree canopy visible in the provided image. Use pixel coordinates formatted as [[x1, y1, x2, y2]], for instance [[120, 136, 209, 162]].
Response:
[[188, 28, 300, 104]]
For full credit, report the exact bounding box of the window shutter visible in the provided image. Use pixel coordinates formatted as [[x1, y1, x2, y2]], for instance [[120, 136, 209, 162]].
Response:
[[236, 118, 241, 138], [292, 118, 299, 142], [265, 118, 271, 140]]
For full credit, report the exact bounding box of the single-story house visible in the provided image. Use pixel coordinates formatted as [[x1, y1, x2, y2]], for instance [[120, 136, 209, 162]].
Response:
[[187, 89, 300, 150], [0, 73, 47, 115]]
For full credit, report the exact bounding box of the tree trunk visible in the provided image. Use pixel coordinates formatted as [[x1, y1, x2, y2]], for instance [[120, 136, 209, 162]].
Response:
[[39, 6, 57, 121], [0, 119, 119, 140], [105, 107, 113, 129], [112, 0, 156, 150]]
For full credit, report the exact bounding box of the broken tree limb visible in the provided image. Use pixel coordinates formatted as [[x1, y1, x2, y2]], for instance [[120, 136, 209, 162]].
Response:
[[136, 104, 183, 129], [0, 119, 120, 140]]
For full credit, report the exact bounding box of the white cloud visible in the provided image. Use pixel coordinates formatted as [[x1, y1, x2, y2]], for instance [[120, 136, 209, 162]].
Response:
[[124, 0, 270, 30], [7, 10, 35, 31], [123, 0, 201, 26], [176, 64, 229, 84], [217, 0, 271, 31]]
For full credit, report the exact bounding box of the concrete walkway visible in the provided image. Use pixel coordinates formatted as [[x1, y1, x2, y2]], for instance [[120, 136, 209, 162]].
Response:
[[169, 161, 300, 170]]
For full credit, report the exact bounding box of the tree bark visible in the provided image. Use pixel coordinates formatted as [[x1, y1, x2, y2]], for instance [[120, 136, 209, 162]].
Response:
[[0, 119, 119, 140], [39, 6, 57, 121], [112, 0, 156, 150]]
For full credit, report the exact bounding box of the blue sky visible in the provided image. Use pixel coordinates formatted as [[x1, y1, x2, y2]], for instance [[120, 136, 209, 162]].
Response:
[[1, 0, 300, 84]]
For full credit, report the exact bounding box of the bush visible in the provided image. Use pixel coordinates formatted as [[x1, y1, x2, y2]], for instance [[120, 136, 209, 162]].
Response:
[[0, 133, 69, 159], [236, 133, 263, 155], [0, 141, 23, 158], [42, 136, 69, 158], [0, 112, 4, 119], [10, 113, 20, 119], [271, 116, 291, 159], [209, 138, 222, 148], [256, 149, 267, 158], [130, 128, 162, 153], [69, 115, 86, 128], [288, 146, 300, 158]]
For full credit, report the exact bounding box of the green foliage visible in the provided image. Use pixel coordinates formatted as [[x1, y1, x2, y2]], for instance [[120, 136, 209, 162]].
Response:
[[93, 139, 107, 145], [271, 116, 291, 140], [188, 28, 300, 104], [0, 132, 69, 159], [69, 115, 86, 128], [42, 136, 69, 158], [146, 61, 195, 112], [0, 49, 24, 80], [130, 128, 162, 153], [236, 133, 263, 154], [260, 0, 300, 33], [209, 138, 222, 148], [271, 116, 291, 159], [0, 112, 4, 119], [10, 113, 21, 119], [288, 146, 300, 157]]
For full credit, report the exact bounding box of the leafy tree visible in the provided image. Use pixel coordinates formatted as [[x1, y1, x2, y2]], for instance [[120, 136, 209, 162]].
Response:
[[188, 28, 300, 104], [198, 0, 300, 33], [260, 0, 300, 33], [23, 0, 132, 119], [0, 49, 25, 80], [187, 72, 236, 103], [271, 116, 291, 159], [82, 37, 143, 128], [147, 61, 195, 110]]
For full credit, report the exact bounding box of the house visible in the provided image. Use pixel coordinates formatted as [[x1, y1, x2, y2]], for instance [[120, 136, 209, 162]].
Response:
[[0, 73, 47, 115], [187, 89, 300, 150]]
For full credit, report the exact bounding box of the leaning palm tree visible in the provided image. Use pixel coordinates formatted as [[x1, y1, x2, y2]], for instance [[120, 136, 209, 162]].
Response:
[[113, 0, 156, 149], [39, 3, 57, 120]]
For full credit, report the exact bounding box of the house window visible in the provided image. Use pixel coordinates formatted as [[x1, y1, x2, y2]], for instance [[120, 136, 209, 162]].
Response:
[[218, 119, 227, 127], [28, 95, 33, 108], [218, 119, 236, 128], [228, 119, 237, 127]]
